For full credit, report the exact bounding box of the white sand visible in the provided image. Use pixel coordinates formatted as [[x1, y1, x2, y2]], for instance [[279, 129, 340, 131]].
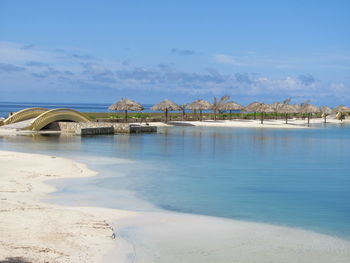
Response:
[[162, 117, 350, 129], [110, 212, 350, 263], [0, 151, 136, 263], [1, 150, 350, 263]]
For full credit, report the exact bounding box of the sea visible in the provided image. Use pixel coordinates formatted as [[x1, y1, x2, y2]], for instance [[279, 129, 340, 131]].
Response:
[[0, 102, 349, 240]]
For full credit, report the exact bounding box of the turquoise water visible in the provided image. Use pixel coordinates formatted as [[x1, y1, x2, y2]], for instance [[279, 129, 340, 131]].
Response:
[[1, 124, 349, 239]]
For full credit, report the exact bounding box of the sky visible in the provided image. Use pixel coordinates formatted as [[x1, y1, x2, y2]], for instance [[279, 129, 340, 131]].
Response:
[[0, 0, 350, 106]]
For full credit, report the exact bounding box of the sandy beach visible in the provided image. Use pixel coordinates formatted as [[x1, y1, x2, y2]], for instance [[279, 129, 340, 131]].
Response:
[[1, 150, 350, 263], [0, 151, 135, 263], [152, 117, 350, 129]]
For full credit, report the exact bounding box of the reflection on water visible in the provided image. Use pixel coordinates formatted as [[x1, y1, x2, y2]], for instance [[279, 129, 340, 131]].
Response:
[[0, 124, 350, 239]]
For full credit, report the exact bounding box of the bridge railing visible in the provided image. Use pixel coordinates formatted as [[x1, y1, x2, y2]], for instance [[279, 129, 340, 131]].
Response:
[[3, 107, 48, 125], [28, 108, 90, 131]]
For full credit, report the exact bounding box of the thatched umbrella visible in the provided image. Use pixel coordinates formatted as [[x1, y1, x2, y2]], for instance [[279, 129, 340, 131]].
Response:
[[220, 101, 243, 120], [270, 98, 291, 120], [109, 98, 144, 122], [333, 105, 350, 121], [270, 102, 283, 120], [151, 99, 180, 122], [333, 105, 350, 113], [279, 104, 296, 124], [300, 103, 320, 127], [321, 106, 332, 123], [244, 102, 261, 120], [255, 103, 274, 124], [187, 99, 212, 121]]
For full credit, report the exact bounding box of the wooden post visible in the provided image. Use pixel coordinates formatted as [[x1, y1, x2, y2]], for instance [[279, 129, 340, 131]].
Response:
[[165, 108, 168, 123], [125, 110, 128, 123], [261, 112, 264, 124], [307, 113, 310, 127]]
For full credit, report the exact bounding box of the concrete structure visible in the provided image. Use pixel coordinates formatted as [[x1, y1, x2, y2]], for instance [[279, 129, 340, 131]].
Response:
[[79, 127, 115, 135], [58, 122, 156, 134], [129, 124, 157, 133]]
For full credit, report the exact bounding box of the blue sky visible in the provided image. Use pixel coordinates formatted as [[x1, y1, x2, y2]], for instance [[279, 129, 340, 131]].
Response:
[[0, 0, 350, 106]]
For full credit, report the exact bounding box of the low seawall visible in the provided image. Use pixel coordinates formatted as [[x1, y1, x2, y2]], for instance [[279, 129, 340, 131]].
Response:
[[58, 122, 156, 134]]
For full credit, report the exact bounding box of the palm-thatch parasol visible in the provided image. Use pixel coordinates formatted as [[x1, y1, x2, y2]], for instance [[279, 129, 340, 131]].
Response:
[[255, 103, 274, 124], [244, 102, 261, 120], [333, 105, 350, 113], [270, 102, 283, 120], [109, 98, 144, 122], [212, 96, 230, 121], [279, 104, 296, 124], [321, 106, 332, 123], [187, 99, 212, 121], [300, 103, 320, 127], [270, 98, 291, 120], [333, 105, 350, 121], [151, 99, 180, 122], [220, 101, 243, 120]]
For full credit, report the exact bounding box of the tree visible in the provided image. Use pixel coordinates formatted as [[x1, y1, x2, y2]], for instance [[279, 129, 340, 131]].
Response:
[[212, 96, 230, 121]]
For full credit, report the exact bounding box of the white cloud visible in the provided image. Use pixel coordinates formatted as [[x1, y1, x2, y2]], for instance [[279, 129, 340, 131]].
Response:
[[214, 54, 238, 65], [0, 41, 349, 105]]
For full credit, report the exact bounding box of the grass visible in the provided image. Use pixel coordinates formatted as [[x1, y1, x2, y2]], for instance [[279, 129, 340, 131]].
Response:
[[82, 111, 323, 121]]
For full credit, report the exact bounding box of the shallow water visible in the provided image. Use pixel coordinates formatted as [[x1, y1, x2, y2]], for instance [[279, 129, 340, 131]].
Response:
[[0, 123, 349, 239]]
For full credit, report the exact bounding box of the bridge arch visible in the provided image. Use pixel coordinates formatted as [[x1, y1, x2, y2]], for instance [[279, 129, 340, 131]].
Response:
[[27, 108, 90, 131], [3, 107, 48, 125]]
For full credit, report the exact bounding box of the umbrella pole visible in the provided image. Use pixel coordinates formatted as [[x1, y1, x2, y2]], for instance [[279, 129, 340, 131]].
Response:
[[285, 113, 288, 124], [254, 112, 256, 120], [214, 110, 217, 121], [307, 113, 310, 127], [230, 110, 232, 120], [324, 114, 327, 123], [165, 108, 168, 123], [261, 112, 264, 124], [200, 110, 202, 121]]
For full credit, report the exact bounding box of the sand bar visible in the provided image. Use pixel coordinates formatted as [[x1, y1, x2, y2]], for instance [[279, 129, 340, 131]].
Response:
[[0, 150, 135, 263]]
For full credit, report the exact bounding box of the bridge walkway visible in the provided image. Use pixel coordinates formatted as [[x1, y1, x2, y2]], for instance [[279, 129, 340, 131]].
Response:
[[0, 118, 35, 130]]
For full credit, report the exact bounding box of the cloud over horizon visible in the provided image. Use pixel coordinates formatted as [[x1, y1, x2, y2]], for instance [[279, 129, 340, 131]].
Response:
[[0, 41, 349, 105]]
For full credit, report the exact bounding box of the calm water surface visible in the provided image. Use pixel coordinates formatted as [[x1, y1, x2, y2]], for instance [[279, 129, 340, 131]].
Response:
[[0, 124, 349, 239]]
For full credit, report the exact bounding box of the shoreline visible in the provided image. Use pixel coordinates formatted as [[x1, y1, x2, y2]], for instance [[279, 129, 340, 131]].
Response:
[[1, 118, 349, 136], [0, 150, 136, 263], [145, 117, 350, 129], [1, 150, 350, 262]]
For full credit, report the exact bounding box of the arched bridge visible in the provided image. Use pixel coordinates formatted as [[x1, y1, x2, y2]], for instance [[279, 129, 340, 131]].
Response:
[[3, 107, 48, 125], [2, 108, 90, 131]]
